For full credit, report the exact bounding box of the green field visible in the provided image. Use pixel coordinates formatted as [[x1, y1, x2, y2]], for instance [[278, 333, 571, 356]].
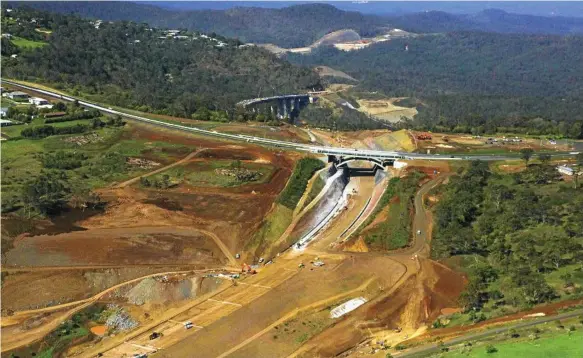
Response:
[[11, 36, 47, 49], [144, 160, 274, 188], [443, 330, 583, 358]]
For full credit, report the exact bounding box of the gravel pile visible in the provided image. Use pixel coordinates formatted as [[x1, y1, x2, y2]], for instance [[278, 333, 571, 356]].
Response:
[[105, 305, 138, 332], [125, 277, 161, 305]]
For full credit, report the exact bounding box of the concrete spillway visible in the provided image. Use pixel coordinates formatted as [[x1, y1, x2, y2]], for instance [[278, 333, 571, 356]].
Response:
[[292, 166, 349, 250]]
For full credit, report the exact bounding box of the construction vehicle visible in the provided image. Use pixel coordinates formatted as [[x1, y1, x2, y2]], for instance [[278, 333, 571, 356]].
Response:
[[184, 321, 194, 329], [241, 263, 257, 274], [149, 332, 162, 340], [416, 133, 432, 140]]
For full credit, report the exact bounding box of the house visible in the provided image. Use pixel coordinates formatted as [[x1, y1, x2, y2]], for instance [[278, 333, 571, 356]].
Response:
[[0, 119, 14, 126], [6, 91, 29, 100], [557, 165, 574, 176], [29, 97, 50, 106]]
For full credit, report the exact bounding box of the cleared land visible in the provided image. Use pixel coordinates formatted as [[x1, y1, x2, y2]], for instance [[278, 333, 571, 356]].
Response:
[[11, 36, 47, 49], [357, 98, 418, 123]]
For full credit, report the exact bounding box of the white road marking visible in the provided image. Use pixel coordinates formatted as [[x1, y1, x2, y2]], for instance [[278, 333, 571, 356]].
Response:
[[208, 298, 242, 307], [236, 282, 271, 289], [127, 342, 158, 352]]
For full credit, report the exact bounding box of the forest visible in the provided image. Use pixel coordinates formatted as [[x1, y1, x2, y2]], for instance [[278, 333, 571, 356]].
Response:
[[432, 160, 583, 316], [1, 7, 321, 119], [288, 32, 583, 137], [12, 2, 388, 48]]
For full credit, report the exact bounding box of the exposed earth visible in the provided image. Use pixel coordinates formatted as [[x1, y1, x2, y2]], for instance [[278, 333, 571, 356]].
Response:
[[2, 101, 581, 358]]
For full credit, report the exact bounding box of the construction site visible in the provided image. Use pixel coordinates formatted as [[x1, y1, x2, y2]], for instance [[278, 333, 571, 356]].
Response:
[[2, 105, 582, 358]]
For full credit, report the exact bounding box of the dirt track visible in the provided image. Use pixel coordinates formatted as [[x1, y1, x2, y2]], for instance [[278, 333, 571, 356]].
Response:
[[0, 268, 230, 352], [115, 149, 204, 188]]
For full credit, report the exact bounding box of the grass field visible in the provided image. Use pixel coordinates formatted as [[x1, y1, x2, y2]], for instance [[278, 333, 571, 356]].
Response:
[[11, 36, 47, 49], [145, 160, 275, 188], [443, 329, 583, 358]]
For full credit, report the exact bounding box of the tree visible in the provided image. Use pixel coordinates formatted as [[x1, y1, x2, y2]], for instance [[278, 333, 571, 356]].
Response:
[[486, 345, 498, 354], [575, 152, 583, 189], [520, 148, 534, 166], [54, 102, 67, 111], [20, 171, 70, 217], [538, 153, 551, 165]]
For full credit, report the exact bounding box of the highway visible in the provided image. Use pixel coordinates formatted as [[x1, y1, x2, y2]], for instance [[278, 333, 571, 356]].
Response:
[[4, 80, 578, 162]]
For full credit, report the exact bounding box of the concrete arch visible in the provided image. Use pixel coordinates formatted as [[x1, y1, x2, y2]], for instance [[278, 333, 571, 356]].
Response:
[[336, 157, 387, 169]]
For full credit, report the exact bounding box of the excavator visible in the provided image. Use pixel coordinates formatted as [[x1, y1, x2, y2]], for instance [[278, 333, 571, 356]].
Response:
[[241, 263, 257, 275]]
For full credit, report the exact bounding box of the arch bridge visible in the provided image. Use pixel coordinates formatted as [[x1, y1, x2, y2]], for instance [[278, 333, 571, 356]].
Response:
[[327, 155, 395, 171], [236, 94, 316, 119]]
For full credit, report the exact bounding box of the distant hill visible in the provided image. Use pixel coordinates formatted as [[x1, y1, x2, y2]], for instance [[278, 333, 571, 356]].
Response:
[[12, 2, 583, 48], [287, 31, 583, 136], [386, 9, 583, 35], [11, 2, 389, 48]]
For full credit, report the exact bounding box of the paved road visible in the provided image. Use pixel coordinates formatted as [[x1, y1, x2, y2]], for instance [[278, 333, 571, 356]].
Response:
[[396, 308, 583, 357], [3, 80, 579, 163]]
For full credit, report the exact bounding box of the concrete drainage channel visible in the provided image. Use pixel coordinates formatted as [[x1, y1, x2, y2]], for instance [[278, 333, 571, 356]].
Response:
[[293, 166, 350, 251]]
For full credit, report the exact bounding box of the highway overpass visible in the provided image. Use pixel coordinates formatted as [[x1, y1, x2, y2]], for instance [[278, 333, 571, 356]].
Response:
[[3, 80, 578, 166]]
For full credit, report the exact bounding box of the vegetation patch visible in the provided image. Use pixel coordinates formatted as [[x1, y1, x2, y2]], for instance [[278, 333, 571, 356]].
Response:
[[358, 172, 424, 250], [11, 36, 47, 49], [299, 173, 325, 212], [432, 161, 583, 320], [278, 158, 325, 209], [6, 304, 106, 358], [141, 160, 272, 189]]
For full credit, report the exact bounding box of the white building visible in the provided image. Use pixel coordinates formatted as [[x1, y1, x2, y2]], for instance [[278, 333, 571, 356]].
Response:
[[29, 97, 50, 106], [6, 91, 29, 100], [557, 165, 574, 176]]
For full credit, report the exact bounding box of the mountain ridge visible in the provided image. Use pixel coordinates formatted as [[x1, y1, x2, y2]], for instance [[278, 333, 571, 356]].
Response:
[[10, 2, 583, 49]]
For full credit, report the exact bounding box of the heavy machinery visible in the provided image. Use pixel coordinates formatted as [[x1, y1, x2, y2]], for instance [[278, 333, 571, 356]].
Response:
[[241, 263, 257, 274]]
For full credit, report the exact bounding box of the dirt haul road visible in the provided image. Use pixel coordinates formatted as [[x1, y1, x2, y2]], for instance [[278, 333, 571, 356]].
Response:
[[0, 268, 230, 352], [115, 149, 205, 188]]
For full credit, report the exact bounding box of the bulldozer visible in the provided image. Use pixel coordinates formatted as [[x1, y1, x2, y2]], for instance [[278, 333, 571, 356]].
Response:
[[241, 263, 257, 275]]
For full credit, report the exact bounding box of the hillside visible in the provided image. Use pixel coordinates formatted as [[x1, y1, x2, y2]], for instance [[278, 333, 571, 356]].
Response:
[[386, 9, 583, 35], [1, 7, 321, 118], [288, 32, 583, 137], [11, 2, 389, 48]]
